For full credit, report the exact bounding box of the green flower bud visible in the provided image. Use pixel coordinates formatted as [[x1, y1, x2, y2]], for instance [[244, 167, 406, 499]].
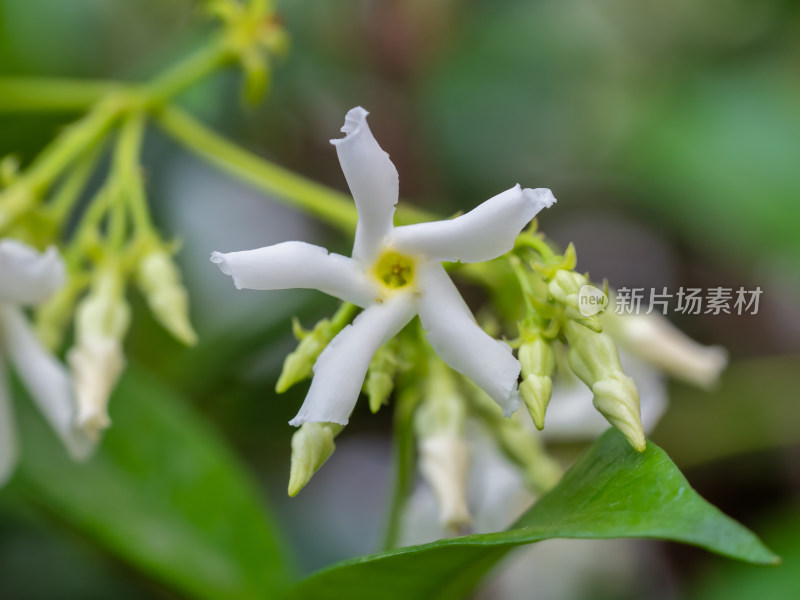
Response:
[[276, 304, 357, 394], [563, 320, 646, 452], [276, 318, 334, 394], [137, 249, 197, 346], [518, 337, 554, 430], [288, 422, 343, 497], [365, 342, 398, 414], [35, 276, 86, 350], [520, 374, 553, 431]]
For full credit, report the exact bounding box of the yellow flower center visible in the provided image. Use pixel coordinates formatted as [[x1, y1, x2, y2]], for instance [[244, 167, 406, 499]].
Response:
[[372, 250, 416, 290]]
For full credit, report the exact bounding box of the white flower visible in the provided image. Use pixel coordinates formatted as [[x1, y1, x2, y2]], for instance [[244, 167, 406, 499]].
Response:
[[0, 239, 93, 485], [212, 107, 556, 426]]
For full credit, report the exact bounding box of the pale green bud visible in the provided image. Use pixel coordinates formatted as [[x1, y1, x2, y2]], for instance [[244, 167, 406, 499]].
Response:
[[35, 278, 85, 350], [365, 343, 397, 413], [520, 374, 553, 431], [592, 372, 645, 452], [564, 320, 646, 452], [137, 250, 197, 346], [287, 422, 343, 497], [518, 337, 554, 430], [548, 270, 602, 330], [276, 318, 335, 393]]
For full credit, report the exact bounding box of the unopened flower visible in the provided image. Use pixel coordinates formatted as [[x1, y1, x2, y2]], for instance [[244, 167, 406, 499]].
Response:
[[0, 239, 92, 485], [603, 310, 727, 389], [67, 266, 130, 441], [213, 107, 556, 426]]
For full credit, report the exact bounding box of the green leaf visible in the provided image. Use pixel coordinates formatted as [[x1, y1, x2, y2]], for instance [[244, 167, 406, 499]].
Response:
[[288, 430, 778, 600], [10, 366, 292, 600]]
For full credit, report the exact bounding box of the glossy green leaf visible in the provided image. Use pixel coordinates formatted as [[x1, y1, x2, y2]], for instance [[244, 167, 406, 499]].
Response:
[[10, 366, 292, 600], [288, 429, 778, 600]]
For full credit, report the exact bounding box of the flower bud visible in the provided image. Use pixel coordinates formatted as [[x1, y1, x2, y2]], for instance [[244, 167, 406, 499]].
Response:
[[418, 434, 472, 530], [35, 278, 85, 350], [276, 318, 335, 394], [518, 337, 554, 430], [414, 361, 471, 528], [603, 311, 728, 389], [137, 249, 197, 346], [67, 268, 129, 441], [564, 320, 646, 452], [365, 342, 398, 413], [288, 422, 342, 497]]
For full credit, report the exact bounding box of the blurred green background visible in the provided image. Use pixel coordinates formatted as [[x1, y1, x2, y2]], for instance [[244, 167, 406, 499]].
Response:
[[1, 0, 799, 598]]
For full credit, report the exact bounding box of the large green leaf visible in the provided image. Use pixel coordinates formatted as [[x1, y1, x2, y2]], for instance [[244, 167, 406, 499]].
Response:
[[288, 430, 778, 600], [10, 366, 292, 600]]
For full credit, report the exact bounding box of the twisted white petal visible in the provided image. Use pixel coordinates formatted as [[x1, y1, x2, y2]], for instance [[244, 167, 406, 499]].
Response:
[[289, 293, 416, 426], [416, 263, 520, 415], [0, 240, 65, 305], [331, 107, 399, 264], [211, 241, 379, 308], [0, 358, 19, 486], [606, 312, 728, 389], [0, 307, 94, 460], [388, 185, 556, 263]]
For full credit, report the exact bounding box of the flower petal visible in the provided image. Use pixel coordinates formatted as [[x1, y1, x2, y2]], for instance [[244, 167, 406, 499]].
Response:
[[289, 292, 416, 426], [0, 239, 65, 305], [0, 307, 94, 461], [416, 263, 520, 414], [330, 107, 399, 264], [211, 241, 379, 308], [388, 185, 556, 263], [0, 357, 19, 487]]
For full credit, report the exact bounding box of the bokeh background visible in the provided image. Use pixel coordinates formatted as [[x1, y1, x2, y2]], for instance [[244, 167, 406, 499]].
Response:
[[1, 0, 799, 598]]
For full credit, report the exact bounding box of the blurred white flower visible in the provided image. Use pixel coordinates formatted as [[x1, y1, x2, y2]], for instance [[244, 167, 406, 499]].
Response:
[[212, 106, 556, 426], [0, 239, 92, 485]]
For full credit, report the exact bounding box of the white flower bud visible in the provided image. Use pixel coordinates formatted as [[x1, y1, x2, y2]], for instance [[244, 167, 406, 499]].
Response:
[[137, 250, 197, 346], [418, 434, 472, 530], [67, 269, 129, 440], [603, 311, 727, 389]]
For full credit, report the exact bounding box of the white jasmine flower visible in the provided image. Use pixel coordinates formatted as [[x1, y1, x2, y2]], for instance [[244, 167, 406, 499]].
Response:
[[0, 239, 93, 485], [212, 107, 556, 426]]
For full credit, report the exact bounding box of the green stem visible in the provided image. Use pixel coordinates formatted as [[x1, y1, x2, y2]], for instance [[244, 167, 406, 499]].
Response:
[[116, 113, 152, 233], [515, 231, 556, 261], [381, 382, 421, 551], [145, 38, 234, 105], [156, 105, 435, 234], [25, 99, 123, 194], [0, 78, 117, 112], [49, 141, 104, 226]]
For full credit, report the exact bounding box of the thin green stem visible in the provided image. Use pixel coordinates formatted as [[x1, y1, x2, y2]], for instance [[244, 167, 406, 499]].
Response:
[[116, 113, 152, 233], [25, 99, 122, 194], [515, 231, 556, 261], [381, 382, 421, 551], [145, 38, 234, 105], [49, 141, 104, 226], [0, 78, 117, 112], [156, 105, 435, 234]]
